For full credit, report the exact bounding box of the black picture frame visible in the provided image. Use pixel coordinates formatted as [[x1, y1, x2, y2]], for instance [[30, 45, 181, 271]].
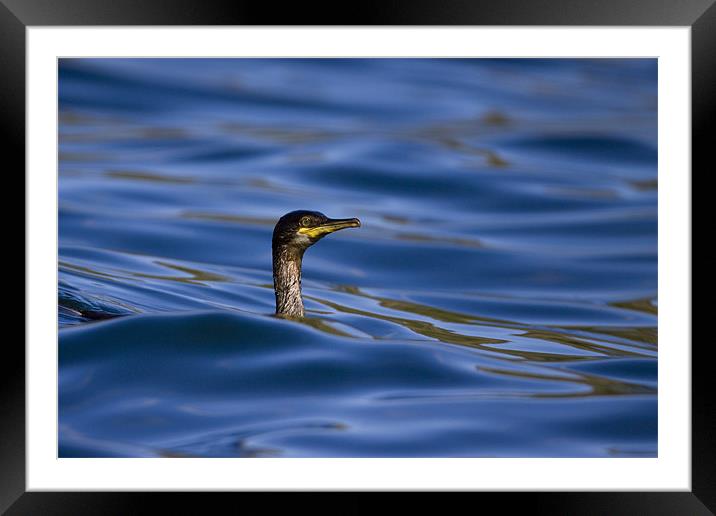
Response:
[[5, 0, 709, 513]]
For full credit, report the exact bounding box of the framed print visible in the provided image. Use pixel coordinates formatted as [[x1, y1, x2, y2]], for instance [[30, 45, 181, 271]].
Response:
[[5, 0, 710, 513]]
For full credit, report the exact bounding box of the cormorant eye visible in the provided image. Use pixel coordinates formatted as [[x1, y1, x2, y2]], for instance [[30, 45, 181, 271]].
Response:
[[300, 216, 312, 227]]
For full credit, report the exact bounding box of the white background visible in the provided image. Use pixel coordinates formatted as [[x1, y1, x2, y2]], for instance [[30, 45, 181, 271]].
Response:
[[27, 27, 691, 490]]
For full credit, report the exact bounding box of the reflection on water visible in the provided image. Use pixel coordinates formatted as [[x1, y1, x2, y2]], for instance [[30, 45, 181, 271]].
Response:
[[59, 58, 657, 457]]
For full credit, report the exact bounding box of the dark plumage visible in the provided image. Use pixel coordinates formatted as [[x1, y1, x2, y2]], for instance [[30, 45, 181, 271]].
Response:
[[272, 210, 360, 318]]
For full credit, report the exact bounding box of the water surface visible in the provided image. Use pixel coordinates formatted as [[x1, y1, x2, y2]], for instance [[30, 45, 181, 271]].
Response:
[[59, 58, 657, 457]]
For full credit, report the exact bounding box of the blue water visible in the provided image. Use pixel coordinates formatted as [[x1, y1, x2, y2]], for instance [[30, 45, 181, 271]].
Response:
[[58, 58, 658, 458]]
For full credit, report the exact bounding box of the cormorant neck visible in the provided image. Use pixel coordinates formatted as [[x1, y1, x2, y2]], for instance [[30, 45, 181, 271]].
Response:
[[272, 244, 305, 317]]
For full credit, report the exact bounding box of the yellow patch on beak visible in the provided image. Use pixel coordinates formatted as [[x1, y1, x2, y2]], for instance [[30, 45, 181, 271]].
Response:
[[298, 218, 361, 238]]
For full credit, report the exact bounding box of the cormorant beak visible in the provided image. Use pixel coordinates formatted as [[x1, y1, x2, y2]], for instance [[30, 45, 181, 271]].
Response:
[[298, 217, 361, 238]]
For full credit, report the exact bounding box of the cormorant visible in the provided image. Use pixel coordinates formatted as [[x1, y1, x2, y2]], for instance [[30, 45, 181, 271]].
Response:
[[272, 210, 360, 318]]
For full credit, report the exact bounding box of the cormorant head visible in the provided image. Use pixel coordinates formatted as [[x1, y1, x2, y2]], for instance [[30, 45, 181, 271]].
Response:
[[272, 210, 361, 254]]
